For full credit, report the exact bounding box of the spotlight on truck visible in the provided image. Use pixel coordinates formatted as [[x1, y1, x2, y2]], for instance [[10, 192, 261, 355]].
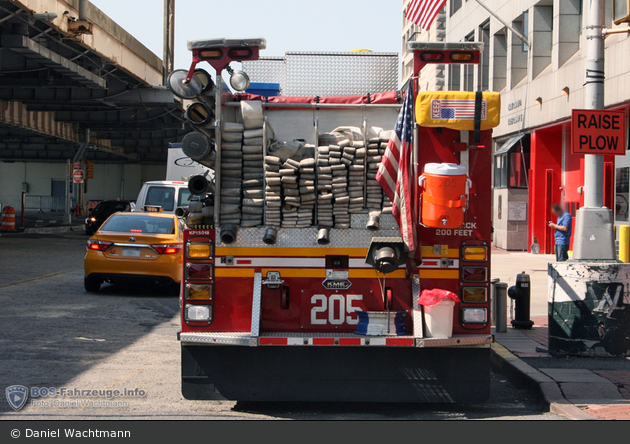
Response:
[[226, 65, 250, 92], [365, 237, 406, 274]]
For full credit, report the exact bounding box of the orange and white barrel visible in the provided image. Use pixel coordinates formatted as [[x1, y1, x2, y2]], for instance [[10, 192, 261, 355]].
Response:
[[419, 163, 470, 229], [0, 206, 16, 231]]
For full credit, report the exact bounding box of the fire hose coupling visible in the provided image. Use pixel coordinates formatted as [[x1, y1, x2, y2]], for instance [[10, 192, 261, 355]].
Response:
[[220, 224, 238, 245], [366, 211, 381, 231], [263, 227, 278, 245], [317, 227, 331, 245], [365, 237, 406, 274]]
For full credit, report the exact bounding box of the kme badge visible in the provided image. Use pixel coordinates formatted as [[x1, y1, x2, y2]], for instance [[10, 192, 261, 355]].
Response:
[[6, 385, 28, 411]]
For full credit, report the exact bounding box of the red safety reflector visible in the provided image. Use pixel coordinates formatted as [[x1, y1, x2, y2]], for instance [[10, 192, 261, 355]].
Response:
[[338, 338, 362, 346], [259, 338, 288, 346], [423, 260, 439, 266], [385, 338, 415, 346], [236, 259, 252, 265], [313, 338, 335, 346]]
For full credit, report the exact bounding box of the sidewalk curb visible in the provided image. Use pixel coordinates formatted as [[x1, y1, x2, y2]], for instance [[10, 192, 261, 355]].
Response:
[[23, 225, 84, 234], [490, 342, 599, 420]]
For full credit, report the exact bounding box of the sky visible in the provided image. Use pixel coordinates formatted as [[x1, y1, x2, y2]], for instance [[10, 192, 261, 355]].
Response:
[[91, 0, 403, 72]]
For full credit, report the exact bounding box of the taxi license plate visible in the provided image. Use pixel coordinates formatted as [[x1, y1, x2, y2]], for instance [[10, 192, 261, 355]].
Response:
[[122, 248, 141, 258]]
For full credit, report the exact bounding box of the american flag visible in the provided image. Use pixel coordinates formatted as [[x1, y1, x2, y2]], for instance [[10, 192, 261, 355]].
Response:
[[406, 0, 447, 30], [431, 99, 487, 120], [377, 84, 416, 256]]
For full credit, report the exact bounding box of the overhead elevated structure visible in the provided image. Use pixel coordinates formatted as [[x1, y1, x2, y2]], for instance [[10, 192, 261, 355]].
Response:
[[0, 0, 187, 163]]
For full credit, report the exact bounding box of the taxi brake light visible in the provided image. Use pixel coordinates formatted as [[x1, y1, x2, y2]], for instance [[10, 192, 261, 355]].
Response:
[[87, 240, 113, 252], [130, 229, 143, 234], [152, 244, 183, 255]]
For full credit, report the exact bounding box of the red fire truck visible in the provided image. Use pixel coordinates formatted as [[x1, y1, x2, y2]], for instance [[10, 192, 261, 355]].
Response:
[[169, 38, 499, 403]]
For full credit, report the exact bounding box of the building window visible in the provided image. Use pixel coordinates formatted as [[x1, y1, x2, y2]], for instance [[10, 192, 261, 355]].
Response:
[[511, 14, 529, 87], [492, 30, 507, 91], [463, 32, 475, 91], [450, 0, 462, 16], [493, 135, 530, 189], [522, 10, 529, 52], [479, 22, 490, 91], [616, 167, 629, 222], [449, 64, 461, 90]]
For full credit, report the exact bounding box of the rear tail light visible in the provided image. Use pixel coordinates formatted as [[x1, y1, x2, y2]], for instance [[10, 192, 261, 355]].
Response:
[[199, 49, 222, 59], [185, 304, 212, 322], [462, 246, 488, 262], [186, 242, 212, 259], [461, 307, 487, 324], [420, 51, 444, 62], [462, 266, 488, 282], [152, 244, 183, 255], [461, 287, 487, 303], [185, 284, 213, 300], [450, 52, 474, 62], [228, 48, 253, 59], [186, 263, 213, 280], [87, 240, 113, 252]]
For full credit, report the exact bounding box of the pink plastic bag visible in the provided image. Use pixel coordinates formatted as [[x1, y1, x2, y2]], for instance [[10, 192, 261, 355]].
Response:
[[419, 289, 460, 307]]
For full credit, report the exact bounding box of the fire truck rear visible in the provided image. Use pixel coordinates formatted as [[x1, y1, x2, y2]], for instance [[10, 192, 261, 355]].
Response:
[[169, 38, 499, 403]]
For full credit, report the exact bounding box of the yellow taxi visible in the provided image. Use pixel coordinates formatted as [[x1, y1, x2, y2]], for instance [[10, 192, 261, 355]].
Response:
[[84, 212, 184, 292]]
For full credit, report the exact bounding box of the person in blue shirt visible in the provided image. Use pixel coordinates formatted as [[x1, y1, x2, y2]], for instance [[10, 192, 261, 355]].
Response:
[[548, 204, 572, 262]]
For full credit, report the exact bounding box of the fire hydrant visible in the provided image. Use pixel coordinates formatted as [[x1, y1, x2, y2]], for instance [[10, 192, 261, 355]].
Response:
[[508, 271, 534, 329]]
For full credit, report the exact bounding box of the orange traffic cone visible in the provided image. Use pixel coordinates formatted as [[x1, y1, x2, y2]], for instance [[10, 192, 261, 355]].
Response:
[[0, 206, 16, 231]]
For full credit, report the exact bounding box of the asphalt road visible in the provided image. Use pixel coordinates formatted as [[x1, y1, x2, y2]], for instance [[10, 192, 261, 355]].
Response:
[[0, 232, 563, 420]]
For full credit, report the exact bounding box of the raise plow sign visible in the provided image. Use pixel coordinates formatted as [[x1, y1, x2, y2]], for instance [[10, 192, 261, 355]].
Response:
[[572, 109, 627, 155]]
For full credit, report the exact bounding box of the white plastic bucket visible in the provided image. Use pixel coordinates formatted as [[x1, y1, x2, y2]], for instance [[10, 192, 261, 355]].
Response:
[[423, 300, 455, 338]]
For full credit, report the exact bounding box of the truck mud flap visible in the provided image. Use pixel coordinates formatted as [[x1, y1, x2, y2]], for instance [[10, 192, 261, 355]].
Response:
[[181, 345, 490, 403]]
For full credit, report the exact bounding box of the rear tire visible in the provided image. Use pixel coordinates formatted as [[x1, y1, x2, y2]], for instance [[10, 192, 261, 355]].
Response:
[[84, 276, 101, 292]]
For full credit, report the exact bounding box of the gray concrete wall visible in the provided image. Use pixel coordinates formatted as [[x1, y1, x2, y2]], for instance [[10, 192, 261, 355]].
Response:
[[0, 161, 166, 210]]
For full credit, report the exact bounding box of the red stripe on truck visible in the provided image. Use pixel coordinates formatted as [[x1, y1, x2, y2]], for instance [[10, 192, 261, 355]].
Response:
[[259, 338, 288, 345]]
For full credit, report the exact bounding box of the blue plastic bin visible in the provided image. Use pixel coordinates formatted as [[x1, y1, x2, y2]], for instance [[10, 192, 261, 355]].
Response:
[[246, 82, 280, 97]]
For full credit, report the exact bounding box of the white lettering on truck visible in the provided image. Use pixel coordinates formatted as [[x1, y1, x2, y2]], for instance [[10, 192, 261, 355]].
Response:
[[435, 222, 477, 236]]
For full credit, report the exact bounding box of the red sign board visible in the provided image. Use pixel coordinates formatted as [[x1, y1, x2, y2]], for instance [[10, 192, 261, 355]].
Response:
[[572, 109, 626, 155], [73, 169, 84, 184]]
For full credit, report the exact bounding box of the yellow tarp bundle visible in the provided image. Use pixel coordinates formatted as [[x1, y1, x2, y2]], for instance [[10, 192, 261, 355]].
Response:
[[415, 91, 501, 131]]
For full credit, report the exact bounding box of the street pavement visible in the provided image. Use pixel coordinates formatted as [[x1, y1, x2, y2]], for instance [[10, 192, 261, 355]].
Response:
[[0, 232, 562, 420]]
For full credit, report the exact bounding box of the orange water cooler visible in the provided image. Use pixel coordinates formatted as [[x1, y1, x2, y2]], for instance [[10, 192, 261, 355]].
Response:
[[419, 163, 471, 229]]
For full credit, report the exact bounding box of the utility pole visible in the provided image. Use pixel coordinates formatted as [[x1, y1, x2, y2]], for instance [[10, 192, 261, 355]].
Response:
[[163, 0, 175, 85], [572, 0, 616, 260]]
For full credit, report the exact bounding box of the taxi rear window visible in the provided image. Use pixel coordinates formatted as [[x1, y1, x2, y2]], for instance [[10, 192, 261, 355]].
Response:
[[100, 215, 175, 234]]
